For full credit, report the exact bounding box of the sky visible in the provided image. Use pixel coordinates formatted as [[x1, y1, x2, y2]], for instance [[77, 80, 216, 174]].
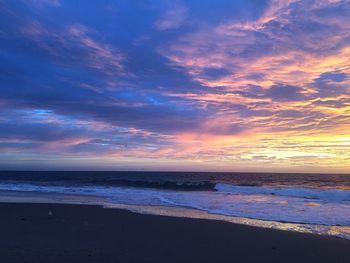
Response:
[[0, 0, 350, 172]]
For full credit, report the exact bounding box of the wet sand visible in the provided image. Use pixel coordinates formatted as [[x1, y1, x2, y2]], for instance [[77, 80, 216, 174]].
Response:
[[1, 202, 350, 263]]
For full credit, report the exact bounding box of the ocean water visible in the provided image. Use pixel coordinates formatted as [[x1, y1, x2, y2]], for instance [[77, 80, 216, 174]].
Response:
[[0, 171, 350, 239]]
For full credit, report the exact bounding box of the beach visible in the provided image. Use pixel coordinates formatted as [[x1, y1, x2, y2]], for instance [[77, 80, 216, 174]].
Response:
[[1, 202, 350, 263]]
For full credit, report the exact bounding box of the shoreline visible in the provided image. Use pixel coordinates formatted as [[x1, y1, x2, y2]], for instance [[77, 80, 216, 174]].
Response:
[[1, 202, 350, 262], [1, 190, 350, 241]]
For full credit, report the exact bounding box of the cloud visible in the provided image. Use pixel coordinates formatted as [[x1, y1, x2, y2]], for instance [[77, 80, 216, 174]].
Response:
[[265, 84, 305, 101], [155, 2, 188, 30], [159, 0, 350, 130], [316, 72, 348, 82], [1, 0, 350, 171], [19, 22, 125, 75], [24, 0, 61, 8], [161, 0, 350, 90], [0, 108, 177, 155], [311, 71, 350, 97]]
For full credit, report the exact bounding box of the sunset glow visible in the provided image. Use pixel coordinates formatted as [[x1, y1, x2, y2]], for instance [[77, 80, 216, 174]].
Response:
[[1, 0, 350, 172]]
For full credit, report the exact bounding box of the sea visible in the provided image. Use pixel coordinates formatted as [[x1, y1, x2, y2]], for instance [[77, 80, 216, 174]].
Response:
[[0, 171, 350, 240]]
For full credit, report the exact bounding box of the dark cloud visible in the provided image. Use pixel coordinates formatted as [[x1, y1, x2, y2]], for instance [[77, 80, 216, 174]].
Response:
[[265, 84, 305, 101], [0, 121, 83, 142], [277, 110, 306, 118], [240, 84, 306, 101], [312, 71, 349, 98], [317, 72, 348, 83], [239, 108, 272, 118], [0, 141, 42, 151], [201, 68, 232, 80]]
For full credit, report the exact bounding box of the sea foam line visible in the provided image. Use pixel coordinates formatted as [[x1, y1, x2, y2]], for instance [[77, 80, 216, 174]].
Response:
[[214, 183, 350, 202]]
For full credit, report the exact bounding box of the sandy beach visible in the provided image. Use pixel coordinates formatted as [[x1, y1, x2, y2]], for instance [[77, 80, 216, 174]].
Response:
[[0, 202, 349, 263]]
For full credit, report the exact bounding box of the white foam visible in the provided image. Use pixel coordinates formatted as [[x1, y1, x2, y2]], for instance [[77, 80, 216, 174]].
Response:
[[215, 183, 350, 202], [0, 182, 350, 227]]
